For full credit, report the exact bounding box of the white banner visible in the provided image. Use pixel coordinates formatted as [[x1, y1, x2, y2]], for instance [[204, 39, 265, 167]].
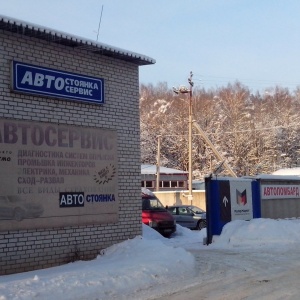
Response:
[[261, 185, 300, 199], [230, 180, 253, 221]]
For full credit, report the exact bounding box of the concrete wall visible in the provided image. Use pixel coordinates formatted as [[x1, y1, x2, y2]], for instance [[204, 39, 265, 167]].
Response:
[[0, 29, 141, 274], [154, 190, 206, 211]]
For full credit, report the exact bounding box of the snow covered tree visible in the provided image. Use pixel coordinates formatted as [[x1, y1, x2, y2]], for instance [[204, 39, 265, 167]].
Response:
[[140, 82, 300, 178]]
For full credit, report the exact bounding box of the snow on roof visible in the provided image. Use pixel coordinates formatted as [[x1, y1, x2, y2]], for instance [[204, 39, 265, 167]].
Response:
[[272, 167, 300, 176], [208, 176, 254, 182], [253, 168, 300, 181], [141, 187, 156, 197], [256, 174, 300, 181], [141, 164, 188, 175], [0, 14, 155, 66]]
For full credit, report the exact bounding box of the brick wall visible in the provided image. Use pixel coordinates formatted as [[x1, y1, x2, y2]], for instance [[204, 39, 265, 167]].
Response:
[[0, 29, 142, 275]]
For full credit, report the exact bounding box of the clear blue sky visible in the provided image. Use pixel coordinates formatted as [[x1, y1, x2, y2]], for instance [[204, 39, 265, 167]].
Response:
[[2, 0, 300, 93]]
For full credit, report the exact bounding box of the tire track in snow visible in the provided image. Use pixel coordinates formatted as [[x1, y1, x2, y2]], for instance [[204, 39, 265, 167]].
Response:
[[154, 247, 300, 300]]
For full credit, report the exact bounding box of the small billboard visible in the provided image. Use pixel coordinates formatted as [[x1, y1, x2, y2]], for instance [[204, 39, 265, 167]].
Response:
[[11, 61, 105, 104]]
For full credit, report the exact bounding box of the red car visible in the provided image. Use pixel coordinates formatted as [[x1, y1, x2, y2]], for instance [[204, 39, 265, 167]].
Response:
[[141, 188, 176, 237]]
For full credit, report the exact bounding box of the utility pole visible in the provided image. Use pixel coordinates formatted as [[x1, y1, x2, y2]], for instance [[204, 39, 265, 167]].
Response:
[[173, 72, 194, 204], [187, 72, 194, 203], [156, 135, 161, 191]]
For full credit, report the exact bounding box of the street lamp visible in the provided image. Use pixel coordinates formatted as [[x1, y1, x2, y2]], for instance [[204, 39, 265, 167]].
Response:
[[173, 71, 194, 203]]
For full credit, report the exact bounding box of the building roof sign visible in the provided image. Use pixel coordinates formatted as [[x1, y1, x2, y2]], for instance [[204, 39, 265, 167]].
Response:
[[0, 15, 156, 66]]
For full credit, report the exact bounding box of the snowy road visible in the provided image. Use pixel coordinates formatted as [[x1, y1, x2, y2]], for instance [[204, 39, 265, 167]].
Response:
[[2, 220, 300, 300], [154, 247, 300, 300]]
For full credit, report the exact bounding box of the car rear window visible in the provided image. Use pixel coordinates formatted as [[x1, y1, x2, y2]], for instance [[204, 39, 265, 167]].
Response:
[[142, 197, 166, 211]]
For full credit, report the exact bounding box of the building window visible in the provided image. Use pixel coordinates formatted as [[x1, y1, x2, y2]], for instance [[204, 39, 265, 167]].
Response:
[[166, 181, 171, 188], [153, 181, 187, 189], [178, 181, 184, 188], [145, 181, 153, 188], [170, 181, 185, 188], [141, 181, 154, 188], [170, 181, 177, 188]]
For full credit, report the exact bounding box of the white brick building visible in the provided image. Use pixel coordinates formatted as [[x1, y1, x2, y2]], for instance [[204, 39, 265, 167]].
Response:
[[0, 15, 155, 275]]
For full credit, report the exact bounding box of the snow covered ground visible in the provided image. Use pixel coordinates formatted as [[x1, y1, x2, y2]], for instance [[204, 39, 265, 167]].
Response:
[[1, 219, 300, 300]]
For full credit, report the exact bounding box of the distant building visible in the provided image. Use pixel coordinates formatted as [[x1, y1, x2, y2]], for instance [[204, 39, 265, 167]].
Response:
[[141, 164, 188, 191]]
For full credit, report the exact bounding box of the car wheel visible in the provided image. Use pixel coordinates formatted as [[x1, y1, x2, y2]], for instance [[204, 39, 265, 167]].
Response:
[[14, 207, 25, 221], [196, 220, 206, 230]]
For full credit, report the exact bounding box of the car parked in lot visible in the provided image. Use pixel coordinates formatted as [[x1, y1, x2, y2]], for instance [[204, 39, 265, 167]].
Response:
[[141, 188, 176, 237], [166, 205, 206, 230]]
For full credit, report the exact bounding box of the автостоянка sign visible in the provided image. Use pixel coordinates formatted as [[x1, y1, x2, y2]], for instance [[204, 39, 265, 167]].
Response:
[[11, 61, 105, 104]]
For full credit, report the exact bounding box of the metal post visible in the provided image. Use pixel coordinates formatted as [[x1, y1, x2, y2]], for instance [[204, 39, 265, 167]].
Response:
[[156, 135, 161, 191], [173, 72, 194, 204], [188, 72, 193, 203]]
